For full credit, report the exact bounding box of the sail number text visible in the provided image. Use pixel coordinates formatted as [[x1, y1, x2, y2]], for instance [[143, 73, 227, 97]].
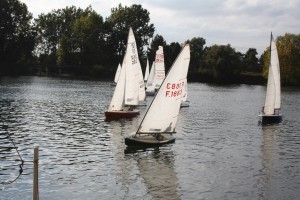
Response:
[[155, 54, 164, 63], [165, 82, 184, 97], [131, 43, 137, 65]]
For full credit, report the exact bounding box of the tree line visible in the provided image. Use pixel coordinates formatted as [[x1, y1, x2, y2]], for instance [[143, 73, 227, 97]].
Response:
[[1, 0, 300, 85]]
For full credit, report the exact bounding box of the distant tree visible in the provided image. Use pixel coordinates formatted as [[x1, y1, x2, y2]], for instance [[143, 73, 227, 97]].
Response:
[[262, 33, 300, 85], [277, 33, 300, 85], [69, 11, 104, 66], [164, 42, 182, 72], [202, 44, 242, 83], [0, 0, 36, 74], [243, 48, 261, 72], [35, 6, 95, 65], [189, 37, 206, 72], [106, 4, 155, 64], [147, 34, 167, 64]]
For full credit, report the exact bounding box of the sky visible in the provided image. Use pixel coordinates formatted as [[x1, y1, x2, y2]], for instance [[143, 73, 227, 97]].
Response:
[[21, 0, 300, 55]]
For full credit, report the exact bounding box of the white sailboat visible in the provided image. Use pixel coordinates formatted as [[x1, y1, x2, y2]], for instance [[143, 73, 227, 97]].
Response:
[[125, 43, 190, 146], [105, 28, 141, 120], [259, 32, 282, 124], [180, 78, 189, 108], [146, 46, 165, 96], [145, 62, 155, 95], [137, 55, 147, 106], [154, 46, 165, 89], [144, 59, 150, 82], [113, 63, 121, 85]]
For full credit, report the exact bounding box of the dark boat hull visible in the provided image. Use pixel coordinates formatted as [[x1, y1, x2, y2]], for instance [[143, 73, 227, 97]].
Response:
[[105, 110, 139, 121], [180, 101, 189, 108], [260, 114, 282, 124], [146, 91, 155, 96], [125, 133, 175, 147]]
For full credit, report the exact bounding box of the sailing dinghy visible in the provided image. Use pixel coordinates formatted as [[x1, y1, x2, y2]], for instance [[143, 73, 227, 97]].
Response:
[[259, 33, 282, 124], [112, 63, 121, 86], [146, 46, 165, 96], [125, 43, 190, 146], [137, 53, 147, 107], [105, 28, 141, 121], [145, 62, 155, 95], [144, 59, 150, 82], [180, 78, 189, 108]]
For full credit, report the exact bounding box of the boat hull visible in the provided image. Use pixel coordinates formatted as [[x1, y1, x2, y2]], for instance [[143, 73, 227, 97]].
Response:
[[259, 114, 282, 124], [125, 133, 175, 147], [105, 110, 139, 121], [180, 101, 189, 108], [137, 102, 147, 107], [146, 91, 155, 96]]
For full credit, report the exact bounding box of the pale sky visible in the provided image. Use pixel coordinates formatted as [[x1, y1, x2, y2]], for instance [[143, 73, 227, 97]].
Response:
[[21, 0, 300, 55]]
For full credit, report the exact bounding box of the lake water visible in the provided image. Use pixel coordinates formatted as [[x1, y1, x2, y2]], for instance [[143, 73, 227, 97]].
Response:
[[1, 76, 300, 200]]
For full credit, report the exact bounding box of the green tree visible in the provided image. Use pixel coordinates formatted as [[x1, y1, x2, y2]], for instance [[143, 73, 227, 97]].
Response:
[[147, 34, 167, 65], [262, 33, 300, 85], [203, 44, 242, 83], [106, 4, 155, 64], [189, 37, 206, 72], [35, 6, 94, 65], [164, 42, 182, 72], [277, 33, 300, 85], [69, 11, 104, 66], [243, 48, 261, 72], [0, 0, 36, 74]]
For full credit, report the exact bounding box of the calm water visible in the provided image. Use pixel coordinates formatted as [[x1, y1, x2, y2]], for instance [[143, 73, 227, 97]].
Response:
[[0, 76, 300, 200]]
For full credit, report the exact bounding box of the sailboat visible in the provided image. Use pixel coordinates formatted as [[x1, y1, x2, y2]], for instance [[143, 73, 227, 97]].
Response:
[[180, 78, 189, 108], [105, 28, 141, 121], [113, 63, 121, 85], [137, 57, 147, 107], [144, 59, 150, 82], [146, 46, 165, 96], [125, 43, 190, 146], [259, 32, 282, 124], [145, 62, 155, 95]]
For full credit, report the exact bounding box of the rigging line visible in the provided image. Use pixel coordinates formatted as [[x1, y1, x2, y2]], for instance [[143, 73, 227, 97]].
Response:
[[0, 127, 24, 185], [7, 131, 23, 161]]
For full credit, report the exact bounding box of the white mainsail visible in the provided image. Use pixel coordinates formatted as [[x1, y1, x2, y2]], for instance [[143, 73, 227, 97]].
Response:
[[124, 27, 140, 106], [146, 62, 155, 93], [263, 33, 281, 115], [154, 46, 165, 89], [114, 63, 121, 83], [108, 59, 126, 111], [137, 59, 146, 102], [144, 59, 150, 81], [137, 44, 190, 134]]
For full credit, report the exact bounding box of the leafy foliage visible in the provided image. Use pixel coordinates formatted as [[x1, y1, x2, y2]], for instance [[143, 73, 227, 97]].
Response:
[[202, 44, 242, 83], [0, 0, 36, 74], [262, 33, 300, 85], [1, 1, 300, 85], [106, 4, 155, 63]]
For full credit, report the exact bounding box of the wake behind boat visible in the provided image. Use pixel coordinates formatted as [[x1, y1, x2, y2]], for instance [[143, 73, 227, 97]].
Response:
[[259, 32, 282, 124], [125, 43, 191, 147]]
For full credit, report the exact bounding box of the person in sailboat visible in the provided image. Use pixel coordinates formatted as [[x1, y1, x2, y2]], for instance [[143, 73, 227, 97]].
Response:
[[129, 105, 135, 111], [154, 122, 173, 141], [155, 134, 164, 141]]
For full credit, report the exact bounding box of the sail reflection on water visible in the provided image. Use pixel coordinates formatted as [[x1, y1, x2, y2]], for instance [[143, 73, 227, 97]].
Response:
[[135, 148, 180, 200]]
